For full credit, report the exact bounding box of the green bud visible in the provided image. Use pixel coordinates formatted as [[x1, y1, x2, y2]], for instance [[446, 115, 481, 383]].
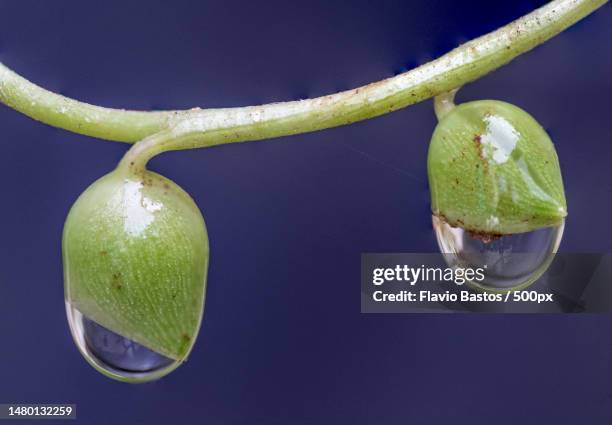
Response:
[[428, 100, 567, 236], [62, 168, 208, 380]]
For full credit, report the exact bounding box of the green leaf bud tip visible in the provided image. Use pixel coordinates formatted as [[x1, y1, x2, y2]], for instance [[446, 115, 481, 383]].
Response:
[[62, 168, 209, 365], [428, 99, 567, 236]]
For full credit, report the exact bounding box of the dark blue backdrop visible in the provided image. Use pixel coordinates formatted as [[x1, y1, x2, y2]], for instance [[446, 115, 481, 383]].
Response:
[[1, 1, 611, 424]]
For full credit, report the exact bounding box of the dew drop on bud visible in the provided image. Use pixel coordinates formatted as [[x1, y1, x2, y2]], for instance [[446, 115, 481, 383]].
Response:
[[433, 215, 564, 291], [63, 169, 209, 382], [428, 98, 567, 291], [66, 302, 179, 382]]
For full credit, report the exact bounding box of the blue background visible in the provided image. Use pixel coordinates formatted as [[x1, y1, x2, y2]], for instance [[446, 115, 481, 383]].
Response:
[[1, 1, 611, 424]]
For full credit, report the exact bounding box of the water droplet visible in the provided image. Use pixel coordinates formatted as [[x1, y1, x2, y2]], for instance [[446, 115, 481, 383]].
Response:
[[432, 215, 564, 291], [65, 302, 180, 382]]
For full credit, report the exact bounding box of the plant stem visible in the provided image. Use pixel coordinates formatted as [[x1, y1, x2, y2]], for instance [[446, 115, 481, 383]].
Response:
[[0, 0, 608, 150], [117, 130, 176, 174], [0, 64, 169, 142], [434, 89, 459, 121]]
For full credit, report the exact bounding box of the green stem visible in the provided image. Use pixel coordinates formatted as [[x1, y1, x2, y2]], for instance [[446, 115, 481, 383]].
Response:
[[0, 0, 608, 151], [117, 130, 176, 174], [0, 64, 169, 142], [434, 88, 460, 121]]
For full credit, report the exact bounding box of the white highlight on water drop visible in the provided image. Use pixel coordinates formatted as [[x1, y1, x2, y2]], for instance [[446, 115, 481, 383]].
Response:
[[122, 180, 162, 236], [480, 115, 519, 164]]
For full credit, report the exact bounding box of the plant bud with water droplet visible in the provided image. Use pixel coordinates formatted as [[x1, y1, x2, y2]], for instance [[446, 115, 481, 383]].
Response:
[[428, 98, 567, 291], [62, 167, 208, 382]]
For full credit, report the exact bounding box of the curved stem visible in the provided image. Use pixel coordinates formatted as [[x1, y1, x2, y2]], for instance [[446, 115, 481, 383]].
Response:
[[117, 132, 167, 175], [117, 127, 192, 175], [0, 63, 170, 142], [434, 88, 460, 121], [0, 0, 608, 147]]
